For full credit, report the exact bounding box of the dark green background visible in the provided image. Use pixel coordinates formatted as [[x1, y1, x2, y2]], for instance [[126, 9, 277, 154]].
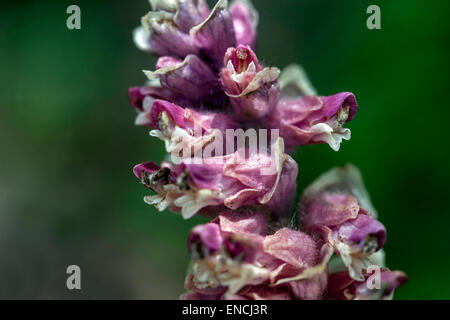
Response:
[[1, 0, 449, 299]]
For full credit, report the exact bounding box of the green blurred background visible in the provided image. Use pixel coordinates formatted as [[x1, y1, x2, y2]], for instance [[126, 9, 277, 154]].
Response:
[[1, 0, 449, 299]]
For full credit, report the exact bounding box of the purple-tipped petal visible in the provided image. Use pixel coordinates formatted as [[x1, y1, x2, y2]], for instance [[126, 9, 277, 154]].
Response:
[[263, 228, 319, 269], [265, 93, 358, 151], [299, 165, 387, 281], [334, 214, 386, 254], [229, 0, 258, 49], [221, 46, 280, 121], [188, 223, 224, 257], [321, 92, 358, 123], [327, 269, 407, 300], [140, 12, 200, 58]]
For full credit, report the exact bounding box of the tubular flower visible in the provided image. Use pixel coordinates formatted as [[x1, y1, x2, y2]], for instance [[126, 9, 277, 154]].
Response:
[[182, 210, 333, 300], [127, 0, 406, 300]]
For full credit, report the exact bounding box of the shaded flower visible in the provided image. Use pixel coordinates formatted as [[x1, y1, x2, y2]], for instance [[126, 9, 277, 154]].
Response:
[[264, 92, 358, 151], [221, 45, 280, 121], [190, 0, 237, 68], [327, 269, 407, 300], [143, 99, 238, 159], [182, 210, 333, 300], [144, 54, 226, 108], [128, 79, 198, 115], [133, 138, 297, 219]]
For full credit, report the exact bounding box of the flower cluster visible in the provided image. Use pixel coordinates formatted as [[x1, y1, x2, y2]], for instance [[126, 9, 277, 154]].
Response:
[[128, 0, 406, 299]]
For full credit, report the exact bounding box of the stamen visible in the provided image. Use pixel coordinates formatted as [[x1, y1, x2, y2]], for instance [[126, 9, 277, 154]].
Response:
[[362, 234, 379, 254], [158, 111, 174, 136]]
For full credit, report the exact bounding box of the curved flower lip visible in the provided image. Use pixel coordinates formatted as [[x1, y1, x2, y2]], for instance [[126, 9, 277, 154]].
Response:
[[229, 0, 258, 49], [304, 193, 360, 228], [149, 99, 188, 130], [224, 45, 262, 74]]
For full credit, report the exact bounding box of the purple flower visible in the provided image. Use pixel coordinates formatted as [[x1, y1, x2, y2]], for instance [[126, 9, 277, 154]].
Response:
[[278, 64, 317, 98], [127, 0, 407, 300], [134, 0, 257, 67], [133, 99, 238, 158], [182, 210, 333, 300], [221, 45, 280, 122], [299, 164, 386, 281], [133, 138, 297, 219], [190, 0, 236, 68], [264, 92, 358, 152], [327, 269, 407, 300], [142, 54, 226, 108], [229, 0, 258, 50]]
